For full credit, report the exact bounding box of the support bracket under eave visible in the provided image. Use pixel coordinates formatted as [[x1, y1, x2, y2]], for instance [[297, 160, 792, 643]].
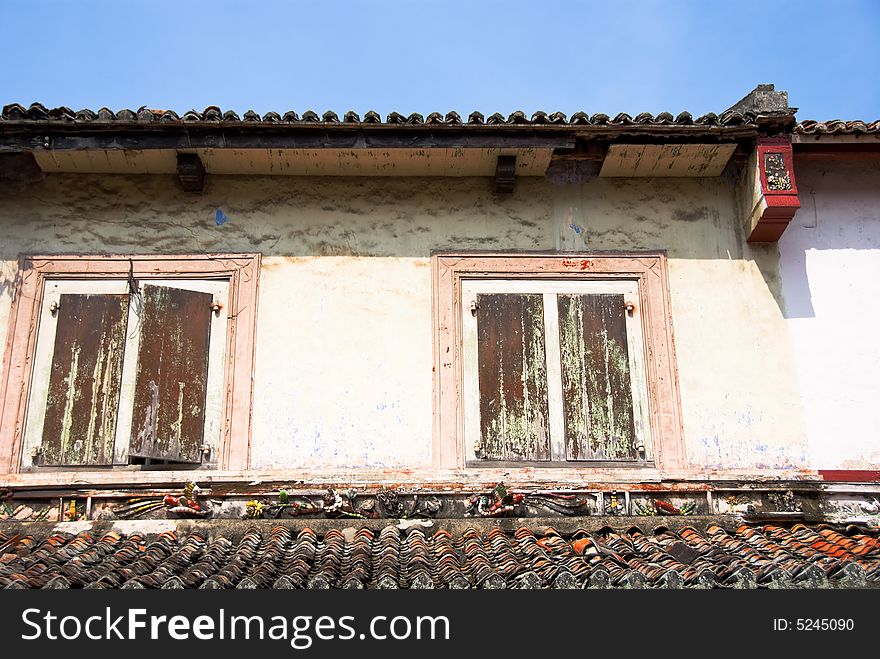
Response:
[[176, 153, 205, 193], [0, 152, 42, 182], [495, 155, 516, 194], [746, 135, 800, 242]]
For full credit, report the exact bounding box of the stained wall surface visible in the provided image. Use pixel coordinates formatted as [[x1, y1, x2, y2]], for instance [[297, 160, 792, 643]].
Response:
[[779, 157, 880, 470], [0, 171, 808, 473]]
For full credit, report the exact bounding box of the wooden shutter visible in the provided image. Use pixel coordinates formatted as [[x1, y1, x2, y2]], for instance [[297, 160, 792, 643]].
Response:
[[557, 293, 638, 461], [129, 285, 212, 463], [475, 293, 551, 461], [40, 293, 129, 466]]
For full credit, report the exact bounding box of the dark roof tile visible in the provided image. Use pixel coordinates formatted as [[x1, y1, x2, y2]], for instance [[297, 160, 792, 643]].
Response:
[[696, 112, 719, 125], [48, 106, 74, 121], [2, 103, 28, 119], [795, 119, 880, 135], [0, 102, 778, 130], [1, 522, 877, 589]]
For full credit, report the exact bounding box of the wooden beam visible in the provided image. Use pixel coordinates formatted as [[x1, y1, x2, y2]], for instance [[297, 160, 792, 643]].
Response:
[[0, 152, 42, 181], [495, 155, 516, 193], [176, 152, 205, 192], [0, 128, 576, 153]]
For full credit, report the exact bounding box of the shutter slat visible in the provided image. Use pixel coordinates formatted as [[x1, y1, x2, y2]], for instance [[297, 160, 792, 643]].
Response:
[[129, 285, 212, 463], [558, 293, 637, 461], [41, 294, 128, 466], [476, 293, 550, 461]]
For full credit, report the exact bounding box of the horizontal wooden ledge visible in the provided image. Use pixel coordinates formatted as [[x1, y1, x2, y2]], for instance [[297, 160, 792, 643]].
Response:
[[0, 466, 834, 493], [0, 130, 576, 152], [2, 467, 659, 491]]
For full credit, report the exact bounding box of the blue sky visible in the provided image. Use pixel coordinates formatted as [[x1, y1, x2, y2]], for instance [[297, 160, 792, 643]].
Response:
[[1, 1, 878, 121]]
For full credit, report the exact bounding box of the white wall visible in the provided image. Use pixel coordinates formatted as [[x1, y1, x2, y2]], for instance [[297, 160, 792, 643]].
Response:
[[779, 158, 880, 470]]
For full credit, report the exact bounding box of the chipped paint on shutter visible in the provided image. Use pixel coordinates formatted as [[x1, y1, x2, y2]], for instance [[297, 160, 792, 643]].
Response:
[[40, 294, 128, 465], [558, 293, 637, 461], [129, 285, 212, 463], [476, 293, 550, 461]]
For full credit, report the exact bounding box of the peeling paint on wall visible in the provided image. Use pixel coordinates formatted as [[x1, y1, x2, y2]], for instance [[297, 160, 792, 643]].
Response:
[[0, 173, 813, 472], [695, 433, 809, 471]]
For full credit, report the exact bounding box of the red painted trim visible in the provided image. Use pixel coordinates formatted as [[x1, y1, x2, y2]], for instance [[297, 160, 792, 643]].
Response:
[[747, 135, 801, 243], [757, 137, 799, 197], [819, 469, 880, 483]]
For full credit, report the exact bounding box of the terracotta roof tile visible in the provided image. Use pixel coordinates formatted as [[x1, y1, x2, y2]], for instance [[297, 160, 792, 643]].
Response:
[[1, 522, 878, 589], [795, 119, 880, 135]]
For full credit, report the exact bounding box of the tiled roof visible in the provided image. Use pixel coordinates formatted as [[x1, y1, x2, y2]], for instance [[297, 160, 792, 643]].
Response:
[[1, 522, 878, 589], [1, 102, 760, 129], [795, 119, 880, 135]]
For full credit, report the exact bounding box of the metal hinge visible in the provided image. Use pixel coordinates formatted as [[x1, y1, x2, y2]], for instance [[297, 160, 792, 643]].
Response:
[[31, 446, 44, 464], [200, 444, 212, 461]]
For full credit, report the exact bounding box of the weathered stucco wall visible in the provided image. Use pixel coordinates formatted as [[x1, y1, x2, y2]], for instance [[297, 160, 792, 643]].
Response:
[[0, 171, 808, 472], [779, 158, 880, 470]]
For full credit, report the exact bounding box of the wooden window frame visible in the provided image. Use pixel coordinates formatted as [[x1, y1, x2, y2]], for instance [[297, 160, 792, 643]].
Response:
[[0, 253, 260, 475], [432, 252, 685, 473]]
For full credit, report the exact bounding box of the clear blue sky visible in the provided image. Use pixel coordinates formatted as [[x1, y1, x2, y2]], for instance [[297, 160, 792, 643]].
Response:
[[1, 0, 878, 121]]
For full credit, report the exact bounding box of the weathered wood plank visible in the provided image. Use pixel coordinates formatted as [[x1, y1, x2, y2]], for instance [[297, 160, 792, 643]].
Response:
[[558, 294, 637, 460], [476, 293, 550, 461], [41, 294, 128, 465], [1, 129, 575, 153], [129, 285, 212, 463]]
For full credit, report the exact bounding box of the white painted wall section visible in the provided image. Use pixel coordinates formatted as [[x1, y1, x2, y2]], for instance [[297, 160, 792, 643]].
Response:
[[249, 256, 434, 469], [779, 158, 880, 470]]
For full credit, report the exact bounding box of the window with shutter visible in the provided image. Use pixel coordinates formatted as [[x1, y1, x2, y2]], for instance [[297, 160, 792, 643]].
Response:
[[1, 254, 259, 476], [129, 285, 214, 464], [461, 279, 651, 466], [432, 253, 684, 472], [19, 277, 229, 468], [38, 293, 129, 466]]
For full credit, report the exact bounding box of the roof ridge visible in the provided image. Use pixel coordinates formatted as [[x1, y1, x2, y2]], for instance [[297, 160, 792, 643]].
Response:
[[1, 102, 761, 129]]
